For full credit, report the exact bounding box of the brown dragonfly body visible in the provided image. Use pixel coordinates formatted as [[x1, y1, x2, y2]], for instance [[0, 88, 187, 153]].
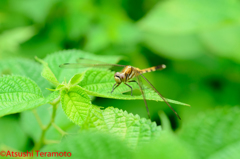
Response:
[[60, 59, 181, 120], [112, 65, 166, 95], [115, 65, 166, 83]]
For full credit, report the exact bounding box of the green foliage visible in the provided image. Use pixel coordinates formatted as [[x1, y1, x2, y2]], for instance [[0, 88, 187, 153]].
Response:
[[54, 59, 166, 148], [44, 50, 122, 82], [61, 78, 162, 148], [0, 58, 50, 95], [20, 104, 79, 143], [0, 116, 29, 151], [0, 26, 35, 58], [1, 0, 239, 158], [79, 69, 189, 106], [135, 132, 197, 159], [9, 0, 57, 23], [35, 51, 185, 149], [39, 131, 133, 159], [61, 85, 92, 124], [138, 0, 240, 61], [86, 107, 161, 149], [69, 73, 82, 86], [179, 107, 240, 159], [35, 56, 59, 87], [0, 50, 180, 153], [0, 75, 59, 117]]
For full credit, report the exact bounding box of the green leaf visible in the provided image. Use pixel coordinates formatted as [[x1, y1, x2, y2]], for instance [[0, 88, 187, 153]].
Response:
[[69, 73, 82, 86], [64, 0, 94, 40], [55, 84, 65, 91], [9, 0, 57, 23], [0, 75, 59, 116], [138, 0, 240, 60], [79, 69, 189, 106], [60, 83, 161, 149], [35, 56, 59, 86], [158, 111, 173, 132], [139, 0, 240, 34], [87, 107, 162, 149], [178, 107, 240, 159], [0, 58, 51, 96], [135, 132, 198, 159], [84, 26, 110, 52], [0, 116, 29, 151], [139, 33, 205, 59], [44, 49, 122, 83], [42, 91, 60, 105], [200, 24, 240, 62], [39, 131, 133, 159], [60, 85, 92, 125], [0, 26, 35, 58]]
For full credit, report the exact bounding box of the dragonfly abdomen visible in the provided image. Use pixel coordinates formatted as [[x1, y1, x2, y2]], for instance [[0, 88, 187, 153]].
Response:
[[140, 64, 166, 74]]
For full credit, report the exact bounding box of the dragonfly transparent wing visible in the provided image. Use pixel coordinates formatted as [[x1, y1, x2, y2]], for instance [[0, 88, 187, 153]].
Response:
[[134, 69, 151, 119], [139, 74, 181, 120], [76, 58, 126, 66], [59, 58, 126, 68]]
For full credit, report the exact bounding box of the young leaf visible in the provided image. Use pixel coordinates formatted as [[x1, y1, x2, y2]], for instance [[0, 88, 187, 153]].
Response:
[[35, 56, 59, 86], [39, 131, 133, 159], [69, 73, 82, 86], [0, 58, 51, 96], [0, 75, 59, 117], [44, 49, 122, 82], [79, 69, 189, 106], [178, 107, 240, 159], [55, 84, 65, 91], [60, 85, 92, 125]]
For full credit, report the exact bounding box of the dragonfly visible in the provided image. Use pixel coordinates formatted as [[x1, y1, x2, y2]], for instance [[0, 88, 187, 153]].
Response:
[[59, 58, 181, 120]]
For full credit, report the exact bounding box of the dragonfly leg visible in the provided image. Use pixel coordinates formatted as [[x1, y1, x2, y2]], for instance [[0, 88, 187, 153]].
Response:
[[128, 80, 139, 85], [111, 83, 120, 94], [124, 83, 134, 96]]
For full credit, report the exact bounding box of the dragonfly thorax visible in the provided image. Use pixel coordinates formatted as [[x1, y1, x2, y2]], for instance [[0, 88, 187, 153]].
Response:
[[114, 72, 125, 83]]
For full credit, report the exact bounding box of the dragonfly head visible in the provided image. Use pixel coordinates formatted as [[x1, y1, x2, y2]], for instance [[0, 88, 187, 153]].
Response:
[[114, 72, 124, 84]]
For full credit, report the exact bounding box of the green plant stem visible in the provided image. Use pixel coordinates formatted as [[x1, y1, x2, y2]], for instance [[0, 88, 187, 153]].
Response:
[[32, 109, 45, 129], [52, 122, 68, 136], [44, 139, 60, 144], [32, 97, 60, 151]]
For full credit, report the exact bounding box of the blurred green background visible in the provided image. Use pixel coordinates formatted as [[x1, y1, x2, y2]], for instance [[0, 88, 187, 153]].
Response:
[[1, 0, 240, 157]]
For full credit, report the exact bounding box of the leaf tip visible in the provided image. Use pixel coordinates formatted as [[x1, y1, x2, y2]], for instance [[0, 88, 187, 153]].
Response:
[[34, 56, 39, 61], [35, 56, 45, 65], [185, 103, 191, 107]]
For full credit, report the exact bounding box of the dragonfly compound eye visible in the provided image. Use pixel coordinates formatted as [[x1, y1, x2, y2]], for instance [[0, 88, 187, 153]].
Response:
[[114, 72, 122, 83]]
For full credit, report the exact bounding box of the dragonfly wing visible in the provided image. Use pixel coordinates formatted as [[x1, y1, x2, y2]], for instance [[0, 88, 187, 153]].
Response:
[[76, 58, 126, 67], [59, 63, 124, 68], [59, 58, 126, 68], [59, 63, 126, 69], [139, 74, 181, 120], [59, 63, 91, 68], [134, 70, 151, 119]]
